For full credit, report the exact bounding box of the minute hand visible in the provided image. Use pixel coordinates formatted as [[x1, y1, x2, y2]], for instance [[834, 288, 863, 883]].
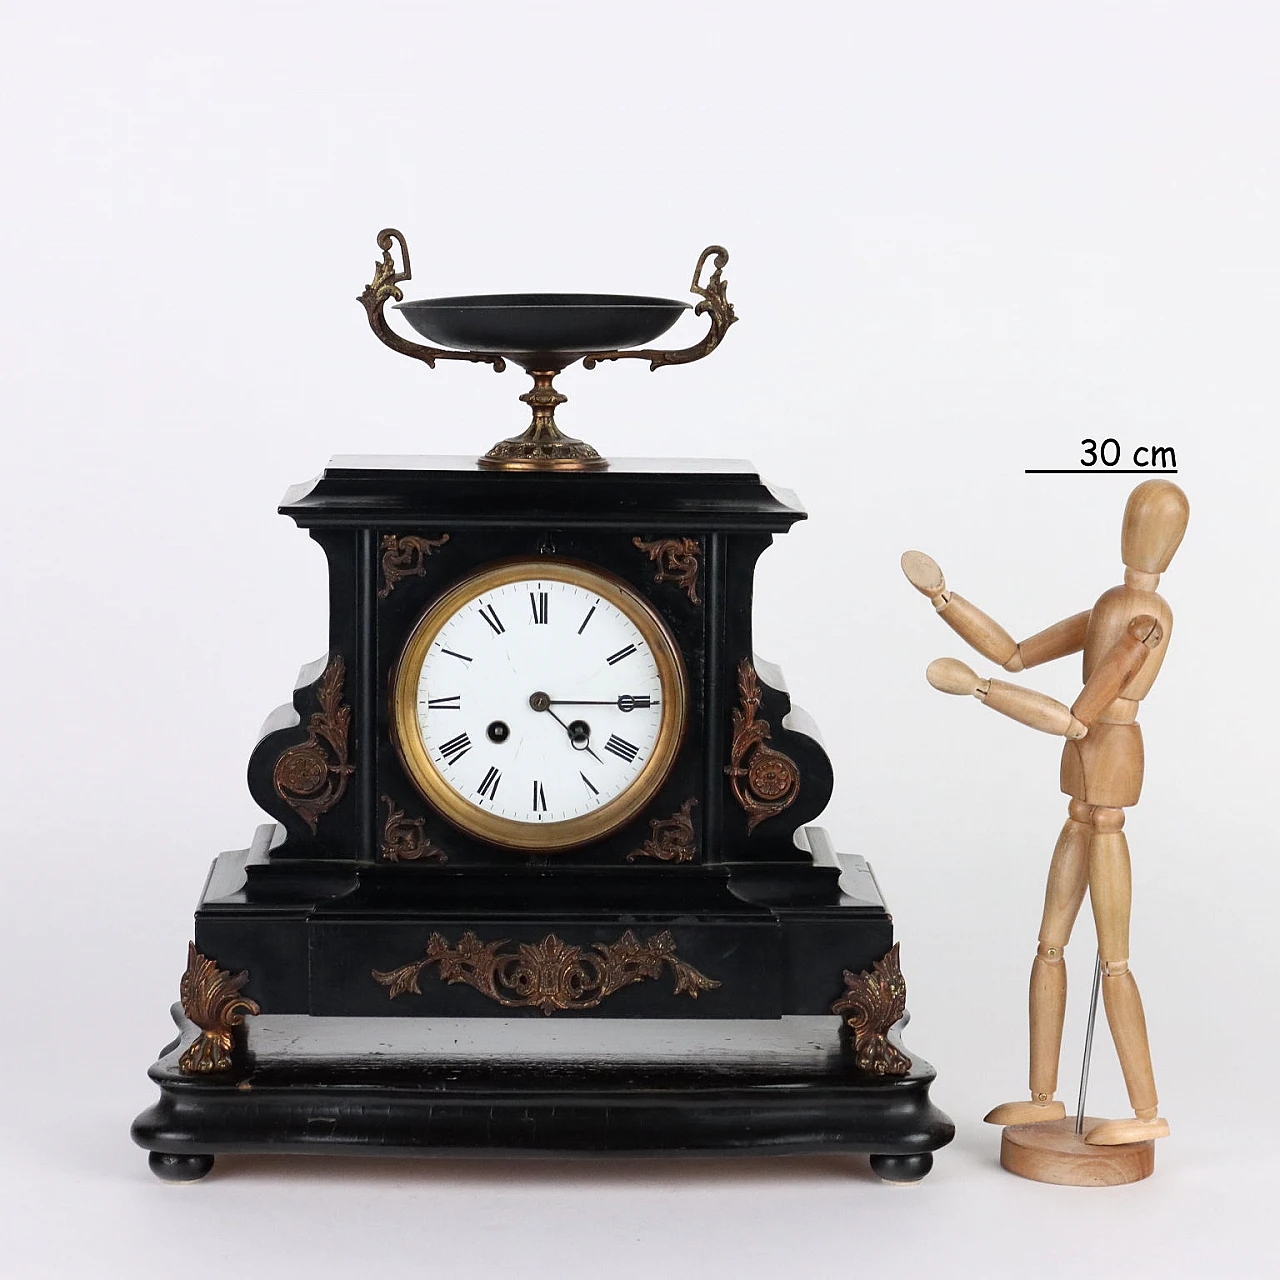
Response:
[[547, 696, 657, 711]]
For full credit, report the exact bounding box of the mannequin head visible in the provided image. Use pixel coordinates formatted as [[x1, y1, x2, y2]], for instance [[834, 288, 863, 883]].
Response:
[[1121, 480, 1189, 577]]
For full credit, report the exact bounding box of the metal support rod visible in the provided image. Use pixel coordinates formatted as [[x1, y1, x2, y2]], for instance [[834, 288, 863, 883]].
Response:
[[1074, 951, 1103, 1136]]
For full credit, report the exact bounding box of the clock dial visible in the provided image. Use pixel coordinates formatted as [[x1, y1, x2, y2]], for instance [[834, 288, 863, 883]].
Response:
[[391, 560, 688, 850]]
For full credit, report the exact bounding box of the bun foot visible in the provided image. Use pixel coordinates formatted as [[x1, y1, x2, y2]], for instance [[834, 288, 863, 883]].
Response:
[[870, 1152, 933, 1184], [983, 1099, 1066, 1125], [148, 1151, 215, 1183], [1085, 1115, 1170, 1145]]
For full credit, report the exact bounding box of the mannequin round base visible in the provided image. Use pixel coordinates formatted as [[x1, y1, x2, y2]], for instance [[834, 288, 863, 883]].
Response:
[[1000, 1116, 1155, 1186]]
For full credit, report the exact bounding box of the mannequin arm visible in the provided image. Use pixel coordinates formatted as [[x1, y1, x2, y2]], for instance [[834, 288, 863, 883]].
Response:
[[926, 658, 1087, 739], [902, 551, 1090, 673], [1017, 610, 1091, 669], [1070, 615, 1162, 727], [901, 551, 1022, 668]]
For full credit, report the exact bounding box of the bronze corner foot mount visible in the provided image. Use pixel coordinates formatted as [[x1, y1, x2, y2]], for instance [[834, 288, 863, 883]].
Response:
[[832, 943, 912, 1077], [178, 943, 260, 1075]]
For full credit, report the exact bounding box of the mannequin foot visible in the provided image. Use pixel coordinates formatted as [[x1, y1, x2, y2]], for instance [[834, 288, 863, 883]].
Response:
[[983, 1099, 1066, 1126], [1084, 1115, 1169, 1145]]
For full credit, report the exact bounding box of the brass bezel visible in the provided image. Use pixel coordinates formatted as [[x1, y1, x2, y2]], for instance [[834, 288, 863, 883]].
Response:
[[390, 558, 688, 852]]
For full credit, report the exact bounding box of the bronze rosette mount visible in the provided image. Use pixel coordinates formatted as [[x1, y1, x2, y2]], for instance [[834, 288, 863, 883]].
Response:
[[358, 229, 737, 472]]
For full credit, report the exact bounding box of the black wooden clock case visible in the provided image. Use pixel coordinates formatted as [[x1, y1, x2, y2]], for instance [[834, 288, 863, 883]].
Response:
[[132, 455, 953, 1181]]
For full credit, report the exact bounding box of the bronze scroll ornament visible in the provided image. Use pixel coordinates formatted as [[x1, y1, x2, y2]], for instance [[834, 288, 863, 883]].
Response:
[[627, 798, 698, 862], [831, 943, 912, 1076], [633, 536, 701, 605], [379, 795, 446, 862], [583, 246, 737, 370], [725, 658, 802, 833], [358, 229, 506, 372], [272, 654, 355, 833], [178, 943, 261, 1075], [373, 929, 720, 1014], [378, 533, 450, 598]]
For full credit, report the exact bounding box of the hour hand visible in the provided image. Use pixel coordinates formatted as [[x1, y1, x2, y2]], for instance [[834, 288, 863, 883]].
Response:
[[559, 714, 603, 763], [530, 692, 604, 762]]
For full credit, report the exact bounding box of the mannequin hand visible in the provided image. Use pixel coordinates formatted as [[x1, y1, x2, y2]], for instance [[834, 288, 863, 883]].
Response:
[[926, 657, 1087, 739], [901, 550, 947, 603], [926, 656, 983, 695]]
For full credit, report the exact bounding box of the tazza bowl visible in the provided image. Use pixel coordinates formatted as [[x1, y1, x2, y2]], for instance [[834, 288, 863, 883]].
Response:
[[394, 293, 690, 356]]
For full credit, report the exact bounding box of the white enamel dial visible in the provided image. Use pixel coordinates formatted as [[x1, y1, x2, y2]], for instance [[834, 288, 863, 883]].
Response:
[[391, 560, 687, 850]]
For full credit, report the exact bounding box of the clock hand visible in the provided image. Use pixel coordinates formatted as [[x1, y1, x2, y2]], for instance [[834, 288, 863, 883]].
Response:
[[529, 692, 604, 763], [546, 695, 657, 712], [547, 708, 605, 764]]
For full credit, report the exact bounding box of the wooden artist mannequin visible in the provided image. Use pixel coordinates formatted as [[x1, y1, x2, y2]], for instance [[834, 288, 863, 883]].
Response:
[[902, 479, 1189, 1147]]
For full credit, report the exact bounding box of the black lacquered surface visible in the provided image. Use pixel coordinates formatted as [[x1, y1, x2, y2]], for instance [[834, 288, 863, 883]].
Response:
[[394, 293, 689, 354], [132, 1007, 954, 1173]]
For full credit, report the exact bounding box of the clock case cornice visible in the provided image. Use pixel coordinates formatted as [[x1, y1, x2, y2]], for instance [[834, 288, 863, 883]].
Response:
[[279, 455, 807, 532]]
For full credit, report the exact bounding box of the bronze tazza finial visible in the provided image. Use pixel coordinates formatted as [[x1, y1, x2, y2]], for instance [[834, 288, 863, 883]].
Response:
[[358, 229, 737, 472]]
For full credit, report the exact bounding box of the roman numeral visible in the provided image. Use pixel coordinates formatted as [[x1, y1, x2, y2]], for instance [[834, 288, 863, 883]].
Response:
[[477, 766, 501, 800], [605, 734, 640, 763], [530, 591, 548, 624], [478, 602, 504, 634], [532, 780, 547, 812], [425, 695, 460, 709], [438, 732, 472, 765], [606, 643, 637, 665], [439, 648, 472, 664], [617, 694, 652, 712], [577, 605, 596, 635], [580, 771, 599, 796]]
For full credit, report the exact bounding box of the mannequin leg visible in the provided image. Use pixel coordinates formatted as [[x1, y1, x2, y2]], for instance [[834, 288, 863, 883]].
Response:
[[1083, 807, 1169, 1145], [984, 801, 1090, 1126]]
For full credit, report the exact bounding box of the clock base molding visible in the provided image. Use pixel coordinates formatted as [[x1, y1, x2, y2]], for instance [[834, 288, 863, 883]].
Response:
[[132, 1005, 953, 1182], [169, 822, 907, 1022], [134, 820, 954, 1178]]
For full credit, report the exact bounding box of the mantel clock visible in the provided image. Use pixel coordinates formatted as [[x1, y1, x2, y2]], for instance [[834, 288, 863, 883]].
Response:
[[132, 230, 953, 1183]]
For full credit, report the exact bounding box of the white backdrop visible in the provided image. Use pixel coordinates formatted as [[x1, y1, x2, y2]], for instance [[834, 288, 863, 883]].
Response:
[[2, 2, 1276, 1276]]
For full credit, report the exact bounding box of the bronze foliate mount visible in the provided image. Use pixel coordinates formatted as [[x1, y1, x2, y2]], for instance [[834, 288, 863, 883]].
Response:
[[272, 654, 354, 834], [378, 533, 450, 598], [832, 943, 912, 1077], [379, 795, 446, 863], [178, 943, 261, 1075], [633, 536, 701, 605], [358, 228, 737, 472], [627, 798, 698, 863], [373, 929, 720, 1015], [725, 658, 802, 833]]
